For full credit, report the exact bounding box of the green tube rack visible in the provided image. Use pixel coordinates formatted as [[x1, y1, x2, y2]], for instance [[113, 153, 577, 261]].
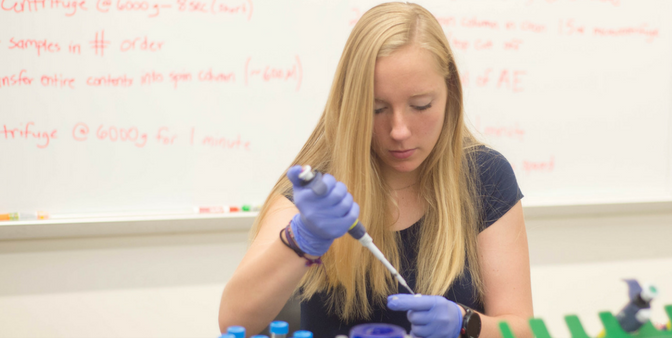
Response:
[[499, 305, 672, 338]]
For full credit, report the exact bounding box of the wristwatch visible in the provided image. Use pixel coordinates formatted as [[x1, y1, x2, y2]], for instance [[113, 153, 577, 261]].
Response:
[[458, 303, 481, 338]]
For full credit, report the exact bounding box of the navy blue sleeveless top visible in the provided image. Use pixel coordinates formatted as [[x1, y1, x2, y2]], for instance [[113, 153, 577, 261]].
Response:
[[297, 147, 523, 337]]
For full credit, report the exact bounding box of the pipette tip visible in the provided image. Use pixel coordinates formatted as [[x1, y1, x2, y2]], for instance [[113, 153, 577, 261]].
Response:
[[394, 274, 415, 295]]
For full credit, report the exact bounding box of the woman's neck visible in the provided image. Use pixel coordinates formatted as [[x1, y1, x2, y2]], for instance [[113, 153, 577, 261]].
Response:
[[382, 167, 420, 191]]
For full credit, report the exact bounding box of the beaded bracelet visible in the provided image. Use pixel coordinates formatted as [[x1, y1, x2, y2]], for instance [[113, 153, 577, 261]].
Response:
[[279, 223, 322, 267]]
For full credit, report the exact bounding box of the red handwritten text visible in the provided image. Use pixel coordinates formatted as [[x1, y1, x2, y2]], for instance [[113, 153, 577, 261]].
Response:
[[86, 74, 133, 87], [156, 127, 177, 145], [504, 39, 524, 50], [461, 17, 499, 30], [447, 34, 469, 51], [558, 19, 587, 36], [446, 33, 525, 52], [40, 73, 76, 88], [245, 55, 302, 91], [522, 156, 555, 175], [120, 36, 164, 52], [593, 24, 659, 43], [95, 124, 147, 147], [474, 39, 493, 51], [72, 122, 89, 141], [497, 70, 526, 93], [198, 68, 235, 83], [140, 70, 164, 85], [2, 122, 57, 148], [0, 69, 34, 88], [469, 68, 526, 93], [520, 21, 546, 33], [176, 0, 252, 20], [169, 71, 191, 88], [484, 124, 525, 141], [349, 7, 362, 26], [474, 117, 525, 141], [113, 0, 170, 16], [201, 133, 250, 151], [8, 37, 61, 56], [1, 0, 87, 16]]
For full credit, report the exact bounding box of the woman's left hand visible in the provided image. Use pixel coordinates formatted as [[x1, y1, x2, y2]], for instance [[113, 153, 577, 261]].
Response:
[[387, 294, 463, 338]]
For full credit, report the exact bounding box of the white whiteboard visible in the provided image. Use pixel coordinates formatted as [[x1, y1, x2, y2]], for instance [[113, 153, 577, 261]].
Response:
[[1, 0, 671, 219]]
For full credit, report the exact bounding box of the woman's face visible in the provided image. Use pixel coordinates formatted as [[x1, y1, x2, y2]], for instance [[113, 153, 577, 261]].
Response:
[[372, 45, 447, 177]]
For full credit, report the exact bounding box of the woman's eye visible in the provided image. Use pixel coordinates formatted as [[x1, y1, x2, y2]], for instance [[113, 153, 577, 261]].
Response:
[[374, 107, 386, 114], [414, 103, 432, 111]]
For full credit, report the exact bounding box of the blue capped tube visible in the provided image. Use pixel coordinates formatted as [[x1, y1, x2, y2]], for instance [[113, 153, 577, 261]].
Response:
[[292, 330, 313, 338], [270, 321, 289, 338], [226, 326, 245, 338]]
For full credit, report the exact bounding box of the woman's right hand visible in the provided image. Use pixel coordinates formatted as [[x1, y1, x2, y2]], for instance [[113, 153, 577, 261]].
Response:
[[286, 165, 359, 257]]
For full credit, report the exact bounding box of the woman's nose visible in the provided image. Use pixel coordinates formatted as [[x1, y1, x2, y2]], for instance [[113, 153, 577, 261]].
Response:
[[390, 110, 411, 141]]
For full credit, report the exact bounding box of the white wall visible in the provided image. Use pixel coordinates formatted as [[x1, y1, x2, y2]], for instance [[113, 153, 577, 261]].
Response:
[[1, 208, 671, 338]]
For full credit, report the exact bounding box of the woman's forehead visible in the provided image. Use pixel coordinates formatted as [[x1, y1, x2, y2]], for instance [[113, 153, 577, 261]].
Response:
[[373, 46, 446, 99]]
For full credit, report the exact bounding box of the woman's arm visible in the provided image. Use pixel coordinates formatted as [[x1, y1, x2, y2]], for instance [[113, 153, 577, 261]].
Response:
[[220, 166, 359, 334], [478, 200, 534, 338], [218, 195, 314, 334], [387, 200, 532, 338]]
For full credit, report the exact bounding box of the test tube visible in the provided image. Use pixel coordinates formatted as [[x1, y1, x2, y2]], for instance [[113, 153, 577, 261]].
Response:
[[269, 321, 289, 338], [292, 331, 313, 338], [218, 335, 235, 338], [226, 326, 245, 338]]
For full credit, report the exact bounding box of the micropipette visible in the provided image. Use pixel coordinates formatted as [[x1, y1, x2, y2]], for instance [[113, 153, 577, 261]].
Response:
[[297, 165, 415, 295]]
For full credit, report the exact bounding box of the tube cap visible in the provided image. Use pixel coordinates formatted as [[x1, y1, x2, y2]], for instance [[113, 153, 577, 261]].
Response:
[[292, 331, 313, 338], [270, 321, 289, 334], [226, 326, 245, 338], [641, 283, 658, 302]]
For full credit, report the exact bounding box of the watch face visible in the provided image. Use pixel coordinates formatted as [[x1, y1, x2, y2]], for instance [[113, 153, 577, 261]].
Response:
[[464, 310, 482, 338]]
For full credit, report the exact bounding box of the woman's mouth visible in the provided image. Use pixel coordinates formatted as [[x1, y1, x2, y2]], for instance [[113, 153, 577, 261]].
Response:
[[389, 149, 415, 159]]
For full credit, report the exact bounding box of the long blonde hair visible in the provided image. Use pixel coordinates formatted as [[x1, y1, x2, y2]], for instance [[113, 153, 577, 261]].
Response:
[[250, 2, 484, 321]]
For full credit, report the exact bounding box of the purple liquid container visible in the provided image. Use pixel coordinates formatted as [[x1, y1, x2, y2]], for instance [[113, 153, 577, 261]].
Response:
[[349, 324, 406, 338]]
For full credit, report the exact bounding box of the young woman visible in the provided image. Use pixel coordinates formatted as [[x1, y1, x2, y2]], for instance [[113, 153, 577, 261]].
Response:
[[219, 3, 533, 337]]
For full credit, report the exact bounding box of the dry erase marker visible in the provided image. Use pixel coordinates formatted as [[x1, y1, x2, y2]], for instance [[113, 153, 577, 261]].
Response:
[[227, 204, 259, 212], [241, 204, 262, 212], [197, 206, 222, 213], [196, 206, 236, 213], [0, 211, 49, 221]]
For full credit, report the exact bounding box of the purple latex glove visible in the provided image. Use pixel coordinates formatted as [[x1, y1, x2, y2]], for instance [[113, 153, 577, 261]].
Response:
[[387, 294, 464, 338], [286, 165, 359, 257]]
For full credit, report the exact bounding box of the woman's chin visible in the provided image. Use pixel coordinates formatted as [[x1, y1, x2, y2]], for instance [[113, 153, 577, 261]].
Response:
[[384, 161, 421, 174]]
